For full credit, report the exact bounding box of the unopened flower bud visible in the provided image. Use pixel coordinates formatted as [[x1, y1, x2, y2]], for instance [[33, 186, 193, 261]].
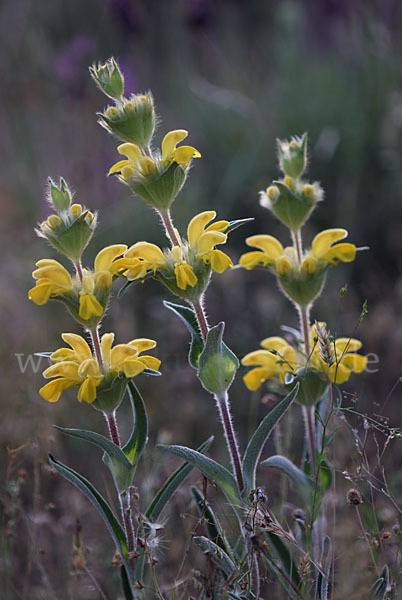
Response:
[[98, 92, 156, 148], [277, 133, 308, 178], [275, 255, 293, 276], [301, 254, 317, 275], [89, 58, 124, 100], [48, 177, 72, 211]]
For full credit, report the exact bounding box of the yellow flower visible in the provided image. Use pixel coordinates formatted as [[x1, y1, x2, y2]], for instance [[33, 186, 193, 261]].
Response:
[[239, 235, 295, 273], [242, 337, 298, 391], [116, 211, 233, 294], [29, 244, 127, 323], [186, 211, 233, 274], [310, 323, 367, 384], [40, 332, 161, 404], [109, 129, 201, 181], [309, 228, 356, 266], [242, 325, 367, 391], [28, 259, 73, 305]]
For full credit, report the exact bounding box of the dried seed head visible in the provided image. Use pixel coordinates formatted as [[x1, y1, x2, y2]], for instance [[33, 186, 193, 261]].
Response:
[[298, 552, 311, 580], [314, 321, 335, 366], [346, 488, 362, 505]]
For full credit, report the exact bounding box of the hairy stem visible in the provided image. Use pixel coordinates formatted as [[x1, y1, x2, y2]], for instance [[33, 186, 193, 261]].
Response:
[[302, 405, 316, 476], [215, 391, 244, 491], [120, 491, 136, 556], [89, 327, 104, 370], [291, 229, 303, 263], [192, 297, 209, 342], [74, 259, 83, 283], [159, 209, 181, 247], [105, 411, 121, 447]]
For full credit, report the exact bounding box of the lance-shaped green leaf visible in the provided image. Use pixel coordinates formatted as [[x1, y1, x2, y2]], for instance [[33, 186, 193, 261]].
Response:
[[54, 425, 135, 493], [226, 218, 254, 234], [242, 384, 299, 495], [120, 565, 134, 600], [193, 536, 237, 577], [261, 455, 314, 493], [197, 322, 239, 395], [191, 486, 233, 559], [158, 444, 242, 506], [146, 437, 214, 522], [315, 536, 332, 600], [371, 565, 391, 599], [164, 301, 204, 368], [123, 381, 148, 466], [48, 454, 133, 583]]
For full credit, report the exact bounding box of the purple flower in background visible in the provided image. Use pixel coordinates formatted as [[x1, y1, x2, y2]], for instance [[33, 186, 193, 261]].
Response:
[[55, 35, 96, 98], [107, 0, 144, 34]]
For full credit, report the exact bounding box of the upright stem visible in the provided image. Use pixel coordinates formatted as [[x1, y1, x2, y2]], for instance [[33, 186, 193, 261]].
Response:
[[89, 327, 104, 370], [297, 304, 312, 358], [121, 491, 135, 555], [192, 298, 209, 342], [215, 392, 244, 491], [105, 411, 121, 447], [291, 229, 303, 264], [74, 259, 83, 283], [302, 405, 316, 476], [159, 209, 181, 247]]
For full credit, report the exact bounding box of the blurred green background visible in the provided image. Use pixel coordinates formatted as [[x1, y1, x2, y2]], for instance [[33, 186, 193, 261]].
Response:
[[2, 0, 402, 597]]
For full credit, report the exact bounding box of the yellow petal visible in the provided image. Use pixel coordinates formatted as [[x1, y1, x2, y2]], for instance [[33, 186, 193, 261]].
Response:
[[43, 361, 80, 380], [79, 294, 104, 320], [61, 333, 93, 361], [28, 281, 53, 305], [197, 231, 227, 255], [125, 242, 165, 263], [341, 353, 367, 373], [172, 145, 201, 165], [312, 229, 348, 258], [94, 244, 128, 274], [39, 378, 76, 403], [174, 263, 198, 290], [33, 263, 72, 287], [241, 349, 277, 369], [128, 338, 157, 353], [209, 249, 233, 273], [136, 355, 161, 371], [94, 271, 113, 289], [239, 251, 272, 270], [50, 348, 77, 363], [243, 367, 271, 391], [327, 362, 351, 384], [275, 255, 293, 276], [110, 344, 138, 370], [321, 243, 356, 264], [108, 159, 129, 175], [260, 337, 290, 351], [117, 142, 142, 162], [78, 358, 102, 378], [161, 130, 188, 160], [101, 333, 115, 365], [77, 376, 99, 403], [205, 220, 230, 233], [121, 359, 147, 378], [334, 338, 363, 354], [187, 211, 216, 247], [245, 235, 284, 258]]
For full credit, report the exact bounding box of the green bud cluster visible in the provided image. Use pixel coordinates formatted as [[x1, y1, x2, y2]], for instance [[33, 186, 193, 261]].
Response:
[[36, 178, 97, 261]]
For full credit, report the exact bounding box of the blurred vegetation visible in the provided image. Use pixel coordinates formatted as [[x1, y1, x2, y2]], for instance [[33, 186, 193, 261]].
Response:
[[2, 0, 402, 597]]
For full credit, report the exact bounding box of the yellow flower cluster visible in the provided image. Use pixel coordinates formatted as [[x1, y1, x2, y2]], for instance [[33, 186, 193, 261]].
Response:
[[28, 245, 126, 322], [240, 228, 356, 276], [242, 324, 367, 391], [114, 211, 233, 292], [40, 333, 160, 404], [109, 130, 201, 181]]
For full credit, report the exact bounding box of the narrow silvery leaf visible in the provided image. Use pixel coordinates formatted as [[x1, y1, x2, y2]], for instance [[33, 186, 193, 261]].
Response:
[[193, 536, 237, 577], [261, 455, 314, 492], [123, 381, 148, 467]]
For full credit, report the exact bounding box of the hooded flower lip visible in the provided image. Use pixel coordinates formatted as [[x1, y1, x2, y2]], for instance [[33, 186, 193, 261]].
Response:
[[239, 228, 357, 276], [108, 129, 201, 182], [241, 325, 367, 391], [115, 211, 233, 293], [40, 332, 161, 404], [28, 244, 127, 322]]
